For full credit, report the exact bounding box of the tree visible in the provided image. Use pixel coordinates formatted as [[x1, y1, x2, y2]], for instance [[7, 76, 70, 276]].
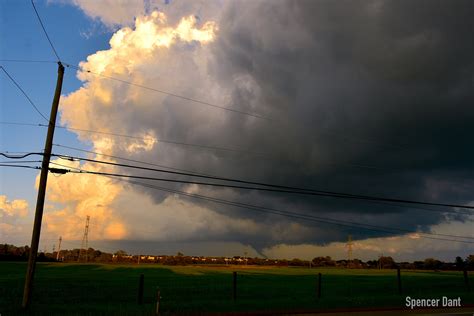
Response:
[[423, 258, 442, 270], [455, 256, 465, 270], [379, 256, 396, 269], [312, 256, 335, 267], [466, 255, 474, 270], [114, 250, 128, 256]]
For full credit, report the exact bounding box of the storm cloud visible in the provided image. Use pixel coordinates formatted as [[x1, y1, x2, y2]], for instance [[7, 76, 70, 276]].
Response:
[[55, 0, 474, 253]]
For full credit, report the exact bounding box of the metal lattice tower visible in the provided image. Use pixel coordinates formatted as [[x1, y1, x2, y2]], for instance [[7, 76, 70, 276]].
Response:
[[78, 216, 90, 262]]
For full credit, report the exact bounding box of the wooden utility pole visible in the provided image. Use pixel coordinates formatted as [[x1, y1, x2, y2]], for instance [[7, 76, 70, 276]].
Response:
[[138, 274, 144, 304], [317, 273, 322, 299], [22, 62, 64, 308], [232, 271, 237, 301], [347, 235, 353, 267], [397, 268, 402, 294]]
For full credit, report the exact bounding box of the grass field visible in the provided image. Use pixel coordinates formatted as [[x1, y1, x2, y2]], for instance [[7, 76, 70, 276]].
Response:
[[0, 262, 473, 315]]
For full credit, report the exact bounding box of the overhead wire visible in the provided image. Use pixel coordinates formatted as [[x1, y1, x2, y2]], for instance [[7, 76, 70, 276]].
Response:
[[0, 67, 49, 122], [0, 61, 406, 154], [53, 153, 474, 210], [0, 121, 267, 157], [0, 59, 56, 64], [2, 161, 468, 247], [2, 150, 473, 213], [52, 143, 384, 182], [51, 144, 474, 216], [0, 122, 391, 170], [53, 143, 213, 177], [47, 161, 474, 244], [0, 152, 43, 159], [33, 146, 474, 216], [0, 160, 42, 164], [31, 0, 61, 61], [62, 62, 412, 152], [49, 124, 266, 156], [0, 164, 40, 170], [122, 179, 474, 243], [0, 144, 460, 216], [0, 122, 39, 127], [63, 62, 269, 120]]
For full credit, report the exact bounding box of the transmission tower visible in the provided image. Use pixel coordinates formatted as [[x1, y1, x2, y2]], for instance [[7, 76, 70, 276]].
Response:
[[78, 216, 90, 262], [346, 234, 353, 267], [56, 236, 62, 261]]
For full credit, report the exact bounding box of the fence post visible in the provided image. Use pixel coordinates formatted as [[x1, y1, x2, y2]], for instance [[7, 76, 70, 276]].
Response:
[[317, 273, 322, 299], [464, 270, 470, 292], [138, 273, 144, 304], [155, 287, 161, 315], [397, 268, 402, 294], [233, 271, 237, 301]]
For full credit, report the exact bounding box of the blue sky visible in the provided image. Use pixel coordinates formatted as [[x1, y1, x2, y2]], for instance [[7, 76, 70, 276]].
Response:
[[0, 0, 111, 203]]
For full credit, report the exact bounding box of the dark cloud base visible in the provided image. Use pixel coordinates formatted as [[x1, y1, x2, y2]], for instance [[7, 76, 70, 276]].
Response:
[[113, 0, 474, 248]]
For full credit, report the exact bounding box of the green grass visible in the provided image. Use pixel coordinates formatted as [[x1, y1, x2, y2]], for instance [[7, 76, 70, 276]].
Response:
[[0, 262, 472, 315]]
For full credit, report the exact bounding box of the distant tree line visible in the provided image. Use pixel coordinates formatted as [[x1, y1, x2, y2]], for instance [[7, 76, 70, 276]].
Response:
[[1, 244, 473, 270]]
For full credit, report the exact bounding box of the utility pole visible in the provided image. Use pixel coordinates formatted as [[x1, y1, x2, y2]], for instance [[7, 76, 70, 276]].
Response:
[[22, 62, 65, 308], [56, 236, 62, 261], [346, 235, 353, 268]]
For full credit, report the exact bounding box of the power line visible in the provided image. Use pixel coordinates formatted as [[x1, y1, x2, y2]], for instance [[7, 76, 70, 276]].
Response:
[[0, 152, 43, 159], [0, 160, 42, 164], [63, 62, 268, 120], [31, 0, 61, 61], [73, 171, 473, 244], [0, 61, 405, 152], [10, 160, 467, 244], [0, 61, 411, 154], [51, 145, 472, 216], [56, 153, 339, 192], [128, 180, 474, 242], [0, 145, 462, 215], [49, 124, 266, 156], [47, 158, 474, 210], [346, 197, 472, 216], [1, 122, 390, 170], [3, 161, 472, 244], [53, 143, 213, 177], [62, 63, 412, 151], [0, 67, 49, 122], [48, 160, 474, 243], [3, 150, 474, 212], [36, 147, 474, 216], [0, 122, 39, 127], [51, 143, 395, 187], [0, 151, 42, 155], [0, 62, 402, 151], [0, 164, 40, 170], [0, 59, 56, 64], [0, 121, 267, 156]]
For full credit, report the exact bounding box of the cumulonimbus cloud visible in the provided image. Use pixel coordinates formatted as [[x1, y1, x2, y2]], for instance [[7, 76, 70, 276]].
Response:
[[42, 0, 474, 259]]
